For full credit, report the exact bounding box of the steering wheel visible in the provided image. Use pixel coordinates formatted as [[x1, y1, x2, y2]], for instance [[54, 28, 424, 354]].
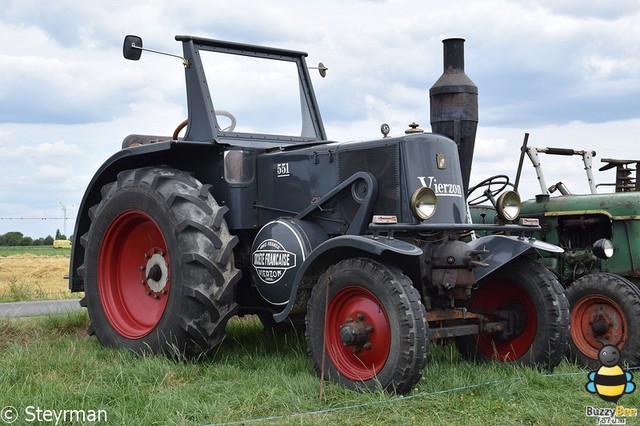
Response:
[[172, 110, 237, 140], [467, 175, 512, 206]]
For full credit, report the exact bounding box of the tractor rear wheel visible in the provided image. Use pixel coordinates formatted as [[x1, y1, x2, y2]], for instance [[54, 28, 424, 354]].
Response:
[[456, 257, 570, 370], [305, 258, 427, 394], [566, 273, 640, 368], [81, 166, 240, 358]]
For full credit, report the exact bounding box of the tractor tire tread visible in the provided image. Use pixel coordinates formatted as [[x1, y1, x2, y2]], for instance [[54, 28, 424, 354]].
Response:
[[81, 166, 240, 358]]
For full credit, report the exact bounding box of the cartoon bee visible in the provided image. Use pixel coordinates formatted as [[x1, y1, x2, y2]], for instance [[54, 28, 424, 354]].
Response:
[[586, 344, 636, 403]]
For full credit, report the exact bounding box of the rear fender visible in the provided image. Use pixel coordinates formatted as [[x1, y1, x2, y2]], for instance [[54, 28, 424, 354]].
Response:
[[273, 235, 422, 322], [69, 141, 221, 292], [467, 235, 563, 282]]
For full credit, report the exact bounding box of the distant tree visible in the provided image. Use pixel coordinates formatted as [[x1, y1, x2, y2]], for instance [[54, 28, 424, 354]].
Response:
[[43, 235, 54, 245], [20, 236, 33, 246], [0, 231, 24, 246]]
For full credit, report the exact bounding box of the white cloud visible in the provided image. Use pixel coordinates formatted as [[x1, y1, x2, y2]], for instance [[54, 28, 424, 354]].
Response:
[[470, 118, 640, 200], [1, 0, 640, 238], [0, 140, 81, 161]]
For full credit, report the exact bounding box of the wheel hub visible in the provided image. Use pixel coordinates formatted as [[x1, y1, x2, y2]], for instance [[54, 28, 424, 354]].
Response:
[[499, 302, 527, 340], [340, 314, 373, 348], [469, 278, 537, 361], [142, 249, 169, 297], [588, 310, 617, 340], [325, 286, 392, 380], [98, 209, 171, 339], [591, 318, 610, 335], [573, 297, 625, 357]]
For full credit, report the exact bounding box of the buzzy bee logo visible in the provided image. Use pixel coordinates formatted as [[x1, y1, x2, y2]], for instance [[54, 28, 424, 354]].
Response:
[[585, 345, 637, 424]]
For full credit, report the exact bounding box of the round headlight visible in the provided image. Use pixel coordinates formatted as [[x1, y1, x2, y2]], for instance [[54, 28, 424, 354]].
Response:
[[592, 238, 615, 259], [496, 190, 521, 222], [411, 187, 437, 220]]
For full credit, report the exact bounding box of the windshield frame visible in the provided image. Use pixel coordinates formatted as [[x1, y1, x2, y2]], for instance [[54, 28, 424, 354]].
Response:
[[176, 35, 327, 147]]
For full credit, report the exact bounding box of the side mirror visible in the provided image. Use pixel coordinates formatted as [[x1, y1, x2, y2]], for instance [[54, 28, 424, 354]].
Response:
[[123, 35, 143, 60], [309, 62, 328, 78]]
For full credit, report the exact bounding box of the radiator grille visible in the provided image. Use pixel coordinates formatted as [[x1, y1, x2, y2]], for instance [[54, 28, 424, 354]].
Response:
[[338, 145, 400, 215]]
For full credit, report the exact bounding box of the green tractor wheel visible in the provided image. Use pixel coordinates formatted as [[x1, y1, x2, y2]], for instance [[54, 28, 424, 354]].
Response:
[[566, 273, 640, 368]]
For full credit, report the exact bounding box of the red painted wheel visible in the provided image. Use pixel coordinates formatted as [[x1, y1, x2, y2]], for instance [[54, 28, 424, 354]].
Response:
[[456, 257, 569, 370], [325, 286, 391, 380], [306, 258, 427, 394], [566, 273, 640, 368], [98, 210, 170, 338], [82, 167, 240, 357], [572, 294, 625, 360], [470, 280, 535, 361]]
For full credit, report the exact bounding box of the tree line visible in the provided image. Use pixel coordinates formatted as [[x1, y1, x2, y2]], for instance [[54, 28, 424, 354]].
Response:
[[0, 230, 69, 246]]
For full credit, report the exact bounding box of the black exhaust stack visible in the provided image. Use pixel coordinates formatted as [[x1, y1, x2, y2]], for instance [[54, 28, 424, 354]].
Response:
[[429, 38, 478, 192]]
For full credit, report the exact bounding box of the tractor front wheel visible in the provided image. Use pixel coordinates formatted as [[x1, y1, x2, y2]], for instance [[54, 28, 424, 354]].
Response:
[[81, 167, 240, 358], [566, 273, 640, 368], [305, 258, 427, 394], [456, 257, 570, 370]]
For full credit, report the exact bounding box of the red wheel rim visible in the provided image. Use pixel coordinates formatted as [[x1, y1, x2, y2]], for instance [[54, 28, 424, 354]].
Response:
[[571, 295, 626, 360], [471, 280, 536, 361], [98, 210, 171, 338], [325, 286, 391, 381]]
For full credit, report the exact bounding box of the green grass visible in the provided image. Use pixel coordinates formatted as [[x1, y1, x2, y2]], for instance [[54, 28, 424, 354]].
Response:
[[1, 313, 636, 425], [0, 246, 71, 257]]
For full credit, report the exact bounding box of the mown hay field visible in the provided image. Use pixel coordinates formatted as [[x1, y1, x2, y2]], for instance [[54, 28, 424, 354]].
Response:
[[0, 248, 76, 301]]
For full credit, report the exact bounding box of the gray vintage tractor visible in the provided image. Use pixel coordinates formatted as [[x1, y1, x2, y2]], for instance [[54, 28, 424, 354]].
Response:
[[69, 35, 569, 393]]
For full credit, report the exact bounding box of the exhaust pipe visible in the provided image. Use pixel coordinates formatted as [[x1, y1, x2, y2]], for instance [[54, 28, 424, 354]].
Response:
[[429, 38, 478, 192]]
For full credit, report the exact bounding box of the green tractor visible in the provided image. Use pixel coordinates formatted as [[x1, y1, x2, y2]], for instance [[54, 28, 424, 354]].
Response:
[[470, 136, 640, 368]]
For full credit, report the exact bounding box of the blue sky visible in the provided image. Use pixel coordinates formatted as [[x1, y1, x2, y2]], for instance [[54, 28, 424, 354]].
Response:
[[1, 0, 639, 238]]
